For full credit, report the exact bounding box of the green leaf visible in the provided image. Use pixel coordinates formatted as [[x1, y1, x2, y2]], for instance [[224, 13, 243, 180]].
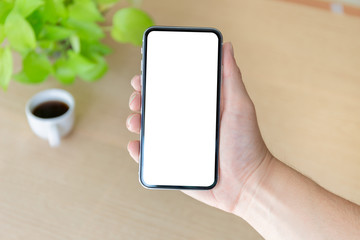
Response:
[[68, 0, 104, 22], [13, 71, 31, 84], [0, 1, 13, 24], [54, 57, 76, 84], [42, 0, 67, 24], [27, 9, 45, 37], [111, 7, 153, 46], [64, 18, 104, 40], [38, 40, 57, 51], [67, 50, 95, 76], [81, 40, 112, 56], [70, 35, 80, 53], [0, 25, 5, 44], [79, 53, 108, 81], [14, 0, 44, 18], [4, 11, 36, 54], [66, 51, 107, 81], [19, 51, 52, 83], [0, 47, 13, 90], [39, 25, 74, 41]]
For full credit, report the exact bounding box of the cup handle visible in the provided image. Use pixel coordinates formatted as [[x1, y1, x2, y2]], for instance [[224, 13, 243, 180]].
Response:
[[48, 124, 61, 147]]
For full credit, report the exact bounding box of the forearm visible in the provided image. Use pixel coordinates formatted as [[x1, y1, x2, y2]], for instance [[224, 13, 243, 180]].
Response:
[[233, 156, 360, 240]]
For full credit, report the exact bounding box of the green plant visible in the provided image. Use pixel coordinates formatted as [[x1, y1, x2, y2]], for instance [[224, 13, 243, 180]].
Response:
[[0, 0, 153, 90]]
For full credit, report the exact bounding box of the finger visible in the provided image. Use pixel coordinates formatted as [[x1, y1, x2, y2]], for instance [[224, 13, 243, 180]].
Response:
[[222, 42, 250, 108], [126, 113, 141, 134], [127, 140, 140, 163], [129, 91, 141, 112], [131, 75, 141, 92]]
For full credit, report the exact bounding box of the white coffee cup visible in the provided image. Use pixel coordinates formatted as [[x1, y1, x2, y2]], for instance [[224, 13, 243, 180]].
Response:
[[25, 89, 75, 147]]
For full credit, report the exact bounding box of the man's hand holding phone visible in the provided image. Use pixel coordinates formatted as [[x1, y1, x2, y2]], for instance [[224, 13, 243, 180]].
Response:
[[126, 42, 272, 213]]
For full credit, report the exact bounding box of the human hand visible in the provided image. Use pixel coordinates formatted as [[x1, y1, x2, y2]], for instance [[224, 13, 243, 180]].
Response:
[[126, 42, 273, 214]]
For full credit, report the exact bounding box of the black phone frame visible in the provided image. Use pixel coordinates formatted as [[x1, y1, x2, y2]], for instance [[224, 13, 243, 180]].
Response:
[[139, 26, 223, 190]]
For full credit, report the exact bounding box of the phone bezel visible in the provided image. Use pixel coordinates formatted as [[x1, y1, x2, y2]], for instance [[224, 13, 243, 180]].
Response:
[[139, 26, 223, 190]]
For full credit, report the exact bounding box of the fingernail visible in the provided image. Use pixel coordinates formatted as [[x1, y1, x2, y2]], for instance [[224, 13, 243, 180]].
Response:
[[131, 77, 135, 89], [229, 42, 234, 57], [131, 75, 138, 88], [127, 114, 135, 128], [129, 92, 137, 106]]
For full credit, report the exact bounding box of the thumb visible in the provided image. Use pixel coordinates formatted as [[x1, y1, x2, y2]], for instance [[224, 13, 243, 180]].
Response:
[[222, 42, 250, 110]]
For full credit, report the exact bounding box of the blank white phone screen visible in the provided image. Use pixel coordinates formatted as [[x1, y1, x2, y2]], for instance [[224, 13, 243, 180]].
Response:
[[142, 30, 220, 187]]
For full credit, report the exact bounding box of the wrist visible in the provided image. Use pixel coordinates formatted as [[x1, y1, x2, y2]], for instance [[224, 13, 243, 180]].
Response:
[[231, 152, 276, 218]]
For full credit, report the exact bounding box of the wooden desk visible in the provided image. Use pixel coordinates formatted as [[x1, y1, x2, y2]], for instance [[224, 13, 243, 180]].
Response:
[[0, 0, 359, 239]]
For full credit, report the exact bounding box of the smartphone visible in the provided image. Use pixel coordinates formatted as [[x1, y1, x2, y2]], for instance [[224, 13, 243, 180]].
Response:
[[139, 26, 222, 190]]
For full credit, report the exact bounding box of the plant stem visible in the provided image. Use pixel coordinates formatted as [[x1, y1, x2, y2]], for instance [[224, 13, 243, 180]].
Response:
[[102, 26, 113, 31]]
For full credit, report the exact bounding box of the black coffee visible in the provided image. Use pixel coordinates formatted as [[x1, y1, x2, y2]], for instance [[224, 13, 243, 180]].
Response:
[[32, 101, 69, 119]]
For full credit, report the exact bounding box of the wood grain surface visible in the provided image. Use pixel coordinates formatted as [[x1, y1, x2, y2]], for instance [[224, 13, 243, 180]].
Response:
[[0, 0, 359, 239]]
